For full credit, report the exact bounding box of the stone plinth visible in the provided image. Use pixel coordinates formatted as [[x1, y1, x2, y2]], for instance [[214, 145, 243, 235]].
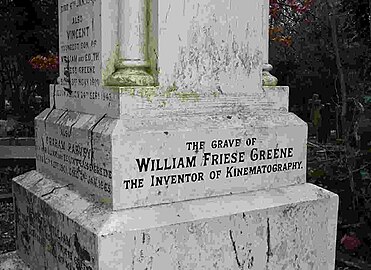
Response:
[[35, 99, 307, 210], [13, 170, 338, 270]]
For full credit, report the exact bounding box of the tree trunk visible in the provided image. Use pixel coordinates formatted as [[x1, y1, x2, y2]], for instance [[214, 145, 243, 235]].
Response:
[[327, 0, 347, 138], [0, 55, 6, 120], [0, 85, 5, 120]]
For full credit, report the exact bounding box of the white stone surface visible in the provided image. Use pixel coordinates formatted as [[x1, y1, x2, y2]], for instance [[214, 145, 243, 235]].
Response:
[[35, 107, 307, 210], [156, 0, 265, 94], [13, 170, 338, 270]]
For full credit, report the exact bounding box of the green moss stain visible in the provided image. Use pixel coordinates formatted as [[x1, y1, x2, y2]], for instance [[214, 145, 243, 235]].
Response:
[[159, 100, 167, 107], [111, 86, 159, 101], [212, 91, 220, 98], [147, 0, 159, 81], [175, 91, 200, 102], [102, 43, 121, 86], [159, 82, 200, 103], [160, 83, 200, 102], [162, 83, 178, 98], [107, 81, 205, 104], [138, 87, 158, 102], [119, 87, 136, 96], [46, 243, 53, 252], [100, 197, 112, 204]]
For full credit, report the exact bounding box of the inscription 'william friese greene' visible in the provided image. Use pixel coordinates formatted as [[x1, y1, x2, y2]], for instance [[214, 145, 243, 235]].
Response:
[[121, 143, 300, 190], [135, 147, 294, 172], [41, 131, 302, 194]]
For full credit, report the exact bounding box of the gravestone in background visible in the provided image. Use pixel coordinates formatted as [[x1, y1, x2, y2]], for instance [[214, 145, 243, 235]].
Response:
[[8, 0, 338, 269]]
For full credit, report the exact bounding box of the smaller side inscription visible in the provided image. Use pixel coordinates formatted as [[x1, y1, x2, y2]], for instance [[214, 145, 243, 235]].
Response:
[[14, 185, 96, 270], [36, 132, 112, 194]]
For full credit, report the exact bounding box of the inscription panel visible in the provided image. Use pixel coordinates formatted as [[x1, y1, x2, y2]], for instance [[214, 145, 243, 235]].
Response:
[[36, 110, 306, 210], [57, 0, 119, 117], [59, 0, 102, 91], [112, 113, 307, 209]]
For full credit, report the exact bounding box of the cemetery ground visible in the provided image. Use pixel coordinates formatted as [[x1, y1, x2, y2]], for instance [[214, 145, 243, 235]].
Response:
[[0, 134, 369, 269]]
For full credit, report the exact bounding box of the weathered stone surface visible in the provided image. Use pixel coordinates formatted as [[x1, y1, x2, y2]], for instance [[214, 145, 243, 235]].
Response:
[[116, 86, 290, 117], [13, 170, 338, 270], [52, 85, 290, 118], [35, 107, 307, 210], [156, 0, 265, 95]]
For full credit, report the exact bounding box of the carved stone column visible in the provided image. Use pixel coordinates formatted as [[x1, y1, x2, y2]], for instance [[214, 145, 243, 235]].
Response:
[[106, 0, 155, 86]]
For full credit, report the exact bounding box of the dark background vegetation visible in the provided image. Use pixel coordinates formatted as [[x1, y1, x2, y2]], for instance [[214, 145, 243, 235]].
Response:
[[0, 0, 58, 122]]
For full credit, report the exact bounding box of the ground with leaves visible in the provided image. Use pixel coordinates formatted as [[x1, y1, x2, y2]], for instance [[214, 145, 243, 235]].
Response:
[[307, 137, 371, 269]]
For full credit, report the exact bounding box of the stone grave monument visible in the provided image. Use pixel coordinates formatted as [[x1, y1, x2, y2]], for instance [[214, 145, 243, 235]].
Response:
[[6, 0, 338, 269]]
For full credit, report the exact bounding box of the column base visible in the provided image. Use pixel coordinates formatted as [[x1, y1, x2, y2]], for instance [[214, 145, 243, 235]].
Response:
[[105, 67, 155, 87], [262, 64, 278, 87]]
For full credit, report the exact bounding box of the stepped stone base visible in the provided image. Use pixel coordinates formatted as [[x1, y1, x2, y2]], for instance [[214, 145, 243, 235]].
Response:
[[35, 107, 307, 210], [10, 170, 338, 270]]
